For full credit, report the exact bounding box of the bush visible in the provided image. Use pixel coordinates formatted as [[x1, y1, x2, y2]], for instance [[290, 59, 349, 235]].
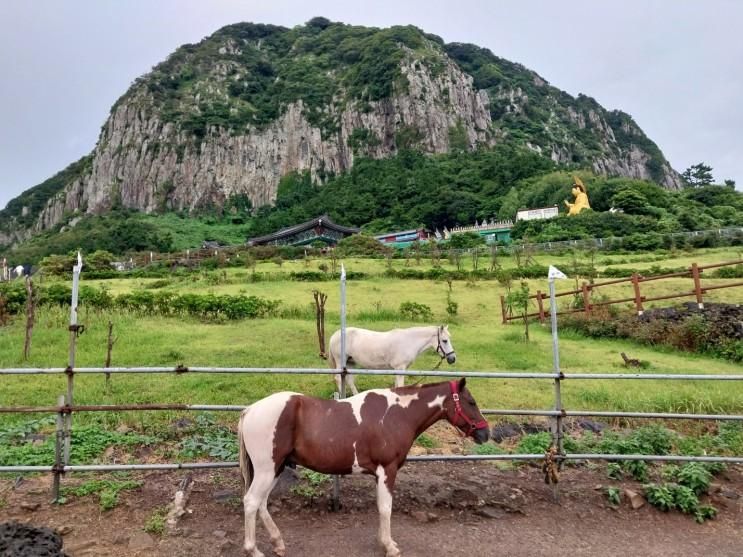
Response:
[[399, 301, 433, 321]]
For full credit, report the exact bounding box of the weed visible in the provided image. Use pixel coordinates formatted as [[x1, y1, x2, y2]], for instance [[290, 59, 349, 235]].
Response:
[[0, 422, 156, 466], [672, 484, 699, 514], [606, 462, 623, 480], [644, 482, 718, 523], [144, 506, 168, 535], [291, 469, 330, 503], [694, 505, 718, 523], [62, 479, 141, 511], [644, 484, 675, 511], [661, 465, 680, 481], [676, 463, 712, 495], [606, 487, 621, 506], [516, 433, 551, 454], [473, 443, 507, 456], [623, 460, 649, 482]]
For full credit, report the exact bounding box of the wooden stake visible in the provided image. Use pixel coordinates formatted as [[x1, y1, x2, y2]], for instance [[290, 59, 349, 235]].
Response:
[[313, 290, 328, 358], [105, 321, 117, 389]]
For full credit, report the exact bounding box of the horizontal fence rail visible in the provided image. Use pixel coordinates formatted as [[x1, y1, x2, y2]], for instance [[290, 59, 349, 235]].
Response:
[[501, 259, 743, 323], [4, 452, 742, 476], [3, 366, 743, 381], [2, 367, 742, 477]]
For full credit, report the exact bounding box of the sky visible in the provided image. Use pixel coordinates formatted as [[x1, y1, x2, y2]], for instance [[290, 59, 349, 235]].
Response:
[[1, 0, 742, 210]]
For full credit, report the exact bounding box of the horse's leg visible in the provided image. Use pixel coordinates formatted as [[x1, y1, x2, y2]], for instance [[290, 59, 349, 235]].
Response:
[[393, 366, 406, 389], [258, 479, 285, 556], [243, 472, 275, 557], [346, 372, 359, 396], [375, 464, 400, 557]]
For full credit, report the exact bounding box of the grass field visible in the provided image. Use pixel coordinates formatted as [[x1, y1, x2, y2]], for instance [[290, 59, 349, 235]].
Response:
[[1, 247, 741, 432]]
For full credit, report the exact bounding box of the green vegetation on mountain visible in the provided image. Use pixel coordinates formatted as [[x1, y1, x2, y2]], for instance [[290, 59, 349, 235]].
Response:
[[0, 155, 92, 229], [2, 146, 740, 264], [141, 19, 440, 139], [3, 18, 737, 262]]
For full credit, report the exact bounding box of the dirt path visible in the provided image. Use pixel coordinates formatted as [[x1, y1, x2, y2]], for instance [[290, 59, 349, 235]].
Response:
[[1, 462, 741, 557]]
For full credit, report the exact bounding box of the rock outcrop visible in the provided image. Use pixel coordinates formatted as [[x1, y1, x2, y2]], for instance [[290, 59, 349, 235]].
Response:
[[0, 20, 683, 245]]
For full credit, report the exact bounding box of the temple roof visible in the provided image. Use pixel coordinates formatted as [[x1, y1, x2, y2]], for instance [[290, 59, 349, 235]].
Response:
[[246, 215, 360, 246]]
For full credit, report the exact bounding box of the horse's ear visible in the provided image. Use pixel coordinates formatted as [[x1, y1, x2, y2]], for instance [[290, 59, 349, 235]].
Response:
[[439, 324, 445, 332], [458, 377, 466, 391]]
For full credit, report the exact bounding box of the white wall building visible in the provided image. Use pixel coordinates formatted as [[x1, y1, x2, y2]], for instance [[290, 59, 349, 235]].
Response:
[[516, 205, 559, 222]]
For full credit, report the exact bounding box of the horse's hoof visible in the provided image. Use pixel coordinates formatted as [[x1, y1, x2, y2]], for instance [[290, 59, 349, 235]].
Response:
[[384, 542, 401, 557], [272, 543, 286, 557]]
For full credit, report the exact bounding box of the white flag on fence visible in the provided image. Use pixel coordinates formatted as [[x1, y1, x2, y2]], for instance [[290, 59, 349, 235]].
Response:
[[548, 265, 567, 280]]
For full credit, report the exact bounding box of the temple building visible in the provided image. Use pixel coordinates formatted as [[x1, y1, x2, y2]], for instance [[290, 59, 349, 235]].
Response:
[[246, 215, 360, 247]]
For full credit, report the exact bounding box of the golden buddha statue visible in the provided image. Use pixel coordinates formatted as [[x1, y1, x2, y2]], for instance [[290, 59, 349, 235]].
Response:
[[565, 176, 590, 215]]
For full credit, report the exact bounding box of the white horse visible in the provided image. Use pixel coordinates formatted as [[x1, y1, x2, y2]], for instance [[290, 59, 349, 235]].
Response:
[[328, 325, 456, 395]]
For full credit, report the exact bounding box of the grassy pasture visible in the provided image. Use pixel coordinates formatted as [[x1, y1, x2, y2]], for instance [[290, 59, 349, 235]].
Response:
[[1, 246, 741, 431]]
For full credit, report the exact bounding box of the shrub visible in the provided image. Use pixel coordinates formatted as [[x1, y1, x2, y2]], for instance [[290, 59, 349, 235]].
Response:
[[516, 432, 552, 454], [676, 463, 712, 495], [399, 301, 433, 321]]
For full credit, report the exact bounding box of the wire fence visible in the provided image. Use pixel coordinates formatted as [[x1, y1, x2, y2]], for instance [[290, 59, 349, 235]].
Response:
[[1, 256, 742, 505]]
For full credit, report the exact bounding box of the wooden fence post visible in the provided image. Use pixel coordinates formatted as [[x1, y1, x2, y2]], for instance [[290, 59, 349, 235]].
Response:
[[313, 290, 328, 358], [632, 273, 644, 316], [500, 295, 508, 324], [536, 291, 546, 324], [581, 282, 591, 316], [105, 321, 117, 390], [691, 263, 704, 309]]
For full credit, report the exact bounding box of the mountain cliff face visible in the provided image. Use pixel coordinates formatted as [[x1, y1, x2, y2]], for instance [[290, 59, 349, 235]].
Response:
[[0, 18, 681, 245]]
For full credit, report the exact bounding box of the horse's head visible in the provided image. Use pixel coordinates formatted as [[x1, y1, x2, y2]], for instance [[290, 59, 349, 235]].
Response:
[[436, 325, 456, 365], [445, 378, 489, 444]]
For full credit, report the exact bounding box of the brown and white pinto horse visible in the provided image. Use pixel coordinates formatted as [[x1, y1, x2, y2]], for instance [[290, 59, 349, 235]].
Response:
[[237, 378, 489, 557]]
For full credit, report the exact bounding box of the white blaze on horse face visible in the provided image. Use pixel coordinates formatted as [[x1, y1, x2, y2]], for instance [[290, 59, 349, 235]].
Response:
[[341, 389, 420, 425]]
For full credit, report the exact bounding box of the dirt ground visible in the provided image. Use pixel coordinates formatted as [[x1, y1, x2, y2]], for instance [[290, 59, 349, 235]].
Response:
[[1, 456, 741, 557]]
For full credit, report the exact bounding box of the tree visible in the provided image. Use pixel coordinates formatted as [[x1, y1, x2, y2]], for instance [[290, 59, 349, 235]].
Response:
[[610, 188, 649, 215], [681, 163, 714, 188], [498, 187, 521, 221]]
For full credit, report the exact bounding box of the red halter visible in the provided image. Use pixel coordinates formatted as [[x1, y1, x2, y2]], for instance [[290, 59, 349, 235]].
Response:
[[449, 380, 489, 436]]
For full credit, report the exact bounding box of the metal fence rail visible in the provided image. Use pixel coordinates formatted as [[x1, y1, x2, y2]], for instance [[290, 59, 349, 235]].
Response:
[[2, 366, 742, 493], [2, 254, 742, 506]]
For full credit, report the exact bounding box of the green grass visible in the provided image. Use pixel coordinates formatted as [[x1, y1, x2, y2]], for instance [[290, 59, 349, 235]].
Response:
[[1, 249, 742, 433], [62, 478, 141, 510]]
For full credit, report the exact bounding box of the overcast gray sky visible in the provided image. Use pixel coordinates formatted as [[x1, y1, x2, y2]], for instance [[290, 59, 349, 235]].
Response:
[[1, 0, 741, 210]]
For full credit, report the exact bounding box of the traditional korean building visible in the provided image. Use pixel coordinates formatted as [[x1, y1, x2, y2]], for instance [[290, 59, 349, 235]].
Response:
[[246, 215, 360, 247]]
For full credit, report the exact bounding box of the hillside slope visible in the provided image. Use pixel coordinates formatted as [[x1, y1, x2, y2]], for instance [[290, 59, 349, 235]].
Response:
[[0, 18, 681, 247]]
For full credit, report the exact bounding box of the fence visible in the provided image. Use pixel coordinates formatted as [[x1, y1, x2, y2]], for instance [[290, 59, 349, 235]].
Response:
[[1, 257, 742, 506], [500, 259, 743, 323], [26, 225, 740, 276]]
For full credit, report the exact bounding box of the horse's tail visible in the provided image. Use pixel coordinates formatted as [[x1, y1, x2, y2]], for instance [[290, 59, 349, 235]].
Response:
[[237, 408, 253, 495], [327, 348, 337, 370]]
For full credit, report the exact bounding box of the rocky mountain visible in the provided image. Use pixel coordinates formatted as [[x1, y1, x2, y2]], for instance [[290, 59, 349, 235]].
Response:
[[0, 18, 682, 246]]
